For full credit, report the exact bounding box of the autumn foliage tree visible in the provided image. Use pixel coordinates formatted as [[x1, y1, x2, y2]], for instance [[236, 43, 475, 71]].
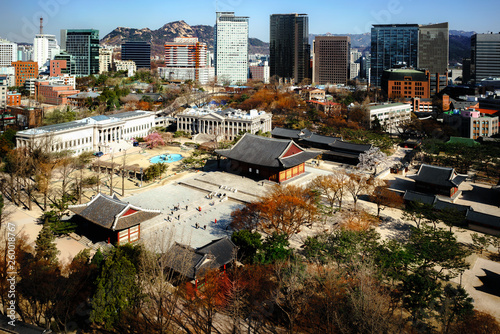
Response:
[[232, 185, 319, 239]]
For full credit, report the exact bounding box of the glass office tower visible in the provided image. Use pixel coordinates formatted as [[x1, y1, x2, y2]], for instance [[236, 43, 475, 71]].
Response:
[[471, 33, 500, 83], [60, 29, 99, 77], [270, 13, 310, 84], [121, 41, 151, 69], [370, 24, 419, 87]]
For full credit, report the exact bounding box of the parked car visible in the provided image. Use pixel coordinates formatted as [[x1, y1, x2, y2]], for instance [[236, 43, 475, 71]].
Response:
[[93, 151, 104, 157]]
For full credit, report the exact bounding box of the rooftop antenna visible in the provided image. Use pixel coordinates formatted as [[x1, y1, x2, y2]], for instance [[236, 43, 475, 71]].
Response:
[[40, 17, 43, 35], [216, 0, 218, 12]]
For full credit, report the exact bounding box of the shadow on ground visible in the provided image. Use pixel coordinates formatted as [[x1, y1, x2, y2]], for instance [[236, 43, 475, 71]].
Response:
[[475, 269, 500, 297]]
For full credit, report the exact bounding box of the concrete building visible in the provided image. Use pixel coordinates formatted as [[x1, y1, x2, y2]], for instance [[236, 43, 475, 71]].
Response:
[[0, 85, 6, 108], [270, 13, 310, 84], [7, 91, 21, 106], [176, 107, 272, 141], [0, 38, 17, 68], [405, 97, 435, 112], [16, 110, 156, 156], [249, 62, 270, 83], [33, 34, 60, 72], [114, 60, 136, 77], [99, 48, 113, 74], [312, 36, 350, 85], [369, 103, 412, 133], [12, 61, 38, 87], [215, 12, 249, 85], [162, 37, 214, 84], [443, 108, 499, 139], [35, 81, 79, 105], [121, 41, 150, 69], [471, 33, 500, 83], [49, 59, 68, 77], [60, 29, 99, 77], [0, 67, 15, 87], [17, 44, 33, 62], [381, 68, 431, 99]]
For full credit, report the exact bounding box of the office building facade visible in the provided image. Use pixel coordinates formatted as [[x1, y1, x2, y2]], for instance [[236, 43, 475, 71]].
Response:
[[163, 37, 213, 84], [270, 14, 310, 84], [121, 41, 151, 69], [60, 29, 99, 77], [0, 38, 17, 68], [471, 33, 500, 83], [418, 23, 449, 95], [370, 24, 419, 87], [381, 68, 431, 99], [12, 61, 38, 87], [33, 34, 60, 71], [312, 36, 350, 85], [215, 12, 249, 85]]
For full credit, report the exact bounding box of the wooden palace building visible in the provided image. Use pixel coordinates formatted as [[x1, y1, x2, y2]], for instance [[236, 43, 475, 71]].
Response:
[[216, 133, 320, 183], [69, 193, 161, 245]]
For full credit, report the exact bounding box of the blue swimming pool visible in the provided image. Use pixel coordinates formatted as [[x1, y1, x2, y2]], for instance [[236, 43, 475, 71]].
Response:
[[150, 154, 183, 164]]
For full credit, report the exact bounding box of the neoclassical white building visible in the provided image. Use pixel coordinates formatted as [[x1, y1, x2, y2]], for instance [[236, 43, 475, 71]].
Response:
[[176, 107, 272, 140], [16, 110, 155, 155]]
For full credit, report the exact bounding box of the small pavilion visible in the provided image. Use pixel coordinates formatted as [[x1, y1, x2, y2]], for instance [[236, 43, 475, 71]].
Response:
[[68, 193, 161, 245]]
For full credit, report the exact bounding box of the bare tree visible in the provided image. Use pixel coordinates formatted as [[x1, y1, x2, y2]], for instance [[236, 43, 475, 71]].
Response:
[[346, 173, 373, 209]]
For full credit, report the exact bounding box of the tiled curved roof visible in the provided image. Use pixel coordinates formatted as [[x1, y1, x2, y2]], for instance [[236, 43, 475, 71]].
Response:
[[216, 133, 320, 168]]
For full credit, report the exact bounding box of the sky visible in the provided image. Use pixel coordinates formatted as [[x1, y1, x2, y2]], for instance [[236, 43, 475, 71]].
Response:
[[2, 0, 500, 43]]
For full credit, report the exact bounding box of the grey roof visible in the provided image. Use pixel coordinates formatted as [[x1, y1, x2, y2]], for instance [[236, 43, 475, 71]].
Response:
[[216, 133, 320, 168], [466, 210, 500, 229], [18, 120, 88, 135], [410, 164, 464, 188], [272, 127, 340, 145], [69, 193, 160, 230], [68, 91, 100, 99], [112, 110, 150, 119], [403, 190, 436, 205], [162, 243, 208, 280], [90, 115, 110, 121], [329, 140, 372, 153], [434, 199, 471, 213], [272, 127, 302, 138], [163, 237, 237, 280], [196, 237, 238, 266]]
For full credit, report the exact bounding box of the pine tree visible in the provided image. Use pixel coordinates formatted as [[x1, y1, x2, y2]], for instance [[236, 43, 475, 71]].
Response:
[[35, 223, 59, 263]]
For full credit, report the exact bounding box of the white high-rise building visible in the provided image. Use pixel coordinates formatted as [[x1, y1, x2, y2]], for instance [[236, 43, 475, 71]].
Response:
[[0, 38, 17, 67], [33, 34, 60, 72], [215, 12, 249, 85]]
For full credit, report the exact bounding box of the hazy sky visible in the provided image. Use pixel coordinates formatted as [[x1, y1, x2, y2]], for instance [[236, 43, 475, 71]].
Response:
[[2, 0, 500, 43]]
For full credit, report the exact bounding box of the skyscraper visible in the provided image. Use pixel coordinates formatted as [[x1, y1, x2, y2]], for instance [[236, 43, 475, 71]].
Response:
[[60, 29, 99, 77], [215, 12, 249, 85], [471, 33, 500, 83], [418, 23, 448, 74], [121, 41, 151, 69], [0, 38, 17, 67], [370, 24, 419, 87], [312, 36, 350, 85], [418, 23, 449, 95], [33, 34, 60, 72], [270, 14, 310, 84]]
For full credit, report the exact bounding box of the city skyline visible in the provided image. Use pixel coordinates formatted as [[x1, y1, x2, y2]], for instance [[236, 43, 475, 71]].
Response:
[[2, 0, 500, 44]]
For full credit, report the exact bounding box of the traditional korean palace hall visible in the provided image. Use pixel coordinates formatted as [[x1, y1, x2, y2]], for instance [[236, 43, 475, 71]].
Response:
[[69, 193, 161, 245], [215, 133, 320, 183]]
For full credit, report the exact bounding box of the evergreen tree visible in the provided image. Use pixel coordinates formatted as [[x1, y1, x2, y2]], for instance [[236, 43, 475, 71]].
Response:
[[35, 224, 59, 263], [90, 247, 139, 330]]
